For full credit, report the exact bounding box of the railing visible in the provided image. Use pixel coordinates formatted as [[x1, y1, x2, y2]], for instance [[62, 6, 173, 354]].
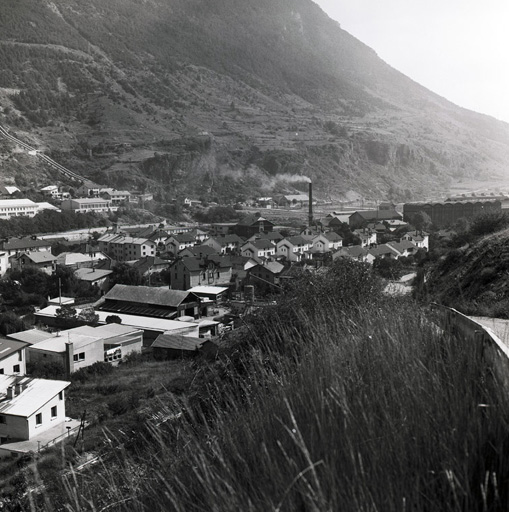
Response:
[[38, 423, 82, 452], [431, 303, 509, 391]]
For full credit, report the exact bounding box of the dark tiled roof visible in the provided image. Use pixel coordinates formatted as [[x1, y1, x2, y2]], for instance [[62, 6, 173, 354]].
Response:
[[179, 255, 232, 272], [181, 245, 218, 257], [103, 285, 196, 307]]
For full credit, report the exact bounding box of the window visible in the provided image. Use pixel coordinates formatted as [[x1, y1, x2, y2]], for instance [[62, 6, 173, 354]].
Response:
[[0, 369, 3, 375], [59, 391, 63, 400], [51, 406, 57, 418], [18, 350, 23, 361], [13, 365, 20, 373], [73, 352, 85, 362], [36, 413, 42, 425], [0, 415, 5, 424]]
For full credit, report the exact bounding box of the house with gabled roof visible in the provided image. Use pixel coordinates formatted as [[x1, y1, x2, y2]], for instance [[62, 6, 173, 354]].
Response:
[[165, 233, 196, 256], [169, 256, 233, 291], [401, 230, 429, 250], [353, 228, 377, 247], [276, 236, 311, 262], [201, 234, 244, 255], [189, 228, 209, 243], [178, 245, 218, 258], [386, 241, 418, 258], [97, 284, 201, 319], [0, 338, 28, 376], [333, 246, 369, 263], [232, 214, 274, 238], [13, 252, 56, 274], [77, 180, 101, 197], [247, 231, 284, 244], [240, 239, 276, 262], [0, 375, 72, 452], [366, 244, 400, 264], [151, 334, 216, 359], [248, 261, 288, 291], [311, 232, 343, 252], [1, 237, 52, 258]]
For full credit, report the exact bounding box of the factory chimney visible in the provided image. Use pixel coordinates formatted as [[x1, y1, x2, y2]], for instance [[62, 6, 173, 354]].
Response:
[[308, 182, 313, 227]]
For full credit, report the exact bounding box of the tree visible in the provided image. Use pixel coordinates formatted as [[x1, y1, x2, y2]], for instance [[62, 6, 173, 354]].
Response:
[[0, 312, 27, 335], [110, 263, 143, 286], [56, 304, 77, 321], [106, 315, 122, 324], [77, 308, 99, 326]]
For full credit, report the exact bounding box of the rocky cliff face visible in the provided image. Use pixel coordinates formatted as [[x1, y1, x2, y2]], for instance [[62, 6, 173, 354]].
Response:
[[0, 0, 509, 202]]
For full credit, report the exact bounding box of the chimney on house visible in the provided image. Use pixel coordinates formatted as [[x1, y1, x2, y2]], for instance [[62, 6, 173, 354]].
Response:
[[6, 386, 14, 400], [14, 383, 22, 396], [308, 182, 313, 228]]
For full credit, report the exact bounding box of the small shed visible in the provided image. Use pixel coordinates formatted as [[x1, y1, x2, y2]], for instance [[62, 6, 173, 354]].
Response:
[[151, 333, 216, 359]]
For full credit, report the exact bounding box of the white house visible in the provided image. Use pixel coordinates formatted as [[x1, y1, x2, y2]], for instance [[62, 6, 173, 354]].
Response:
[[240, 240, 276, 261], [311, 232, 343, 252], [353, 229, 378, 247], [401, 231, 429, 251], [40, 185, 59, 198], [201, 235, 244, 255], [165, 233, 196, 256], [276, 236, 311, 262], [0, 375, 70, 449], [0, 338, 28, 375]]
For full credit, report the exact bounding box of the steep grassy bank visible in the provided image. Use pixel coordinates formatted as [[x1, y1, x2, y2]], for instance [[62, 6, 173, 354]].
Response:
[[19, 261, 509, 511]]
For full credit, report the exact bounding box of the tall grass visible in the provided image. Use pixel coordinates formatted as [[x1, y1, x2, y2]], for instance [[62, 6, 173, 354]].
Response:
[[26, 261, 509, 511], [54, 299, 509, 511]]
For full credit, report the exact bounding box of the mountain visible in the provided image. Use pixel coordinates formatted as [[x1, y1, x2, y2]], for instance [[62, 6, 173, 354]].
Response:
[[1, 0, 509, 203]]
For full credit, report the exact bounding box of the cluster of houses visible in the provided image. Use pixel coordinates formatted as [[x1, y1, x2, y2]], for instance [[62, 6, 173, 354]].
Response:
[[0, 180, 154, 219], [0, 199, 433, 458]]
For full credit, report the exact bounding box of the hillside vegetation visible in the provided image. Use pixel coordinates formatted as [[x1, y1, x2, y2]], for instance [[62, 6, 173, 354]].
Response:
[[7, 260, 509, 511], [1, 0, 509, 201], [423, 212, 509, 316]]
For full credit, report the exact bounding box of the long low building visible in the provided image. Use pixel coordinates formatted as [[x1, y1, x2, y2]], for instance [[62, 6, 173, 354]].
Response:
[[61, 198, 118, 213], [34, 306, 201, 346], [403, 200, 501, 227], [0, 199, 40, 219]]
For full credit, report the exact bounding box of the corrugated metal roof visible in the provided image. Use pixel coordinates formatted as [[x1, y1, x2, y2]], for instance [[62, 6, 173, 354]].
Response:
[[104, 285, 195, 307], [0, 375, 70, 417], [151, 334, 203, 351]]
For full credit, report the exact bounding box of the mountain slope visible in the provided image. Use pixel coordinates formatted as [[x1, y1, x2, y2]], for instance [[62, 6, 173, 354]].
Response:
[[1, 0, 509, 202]]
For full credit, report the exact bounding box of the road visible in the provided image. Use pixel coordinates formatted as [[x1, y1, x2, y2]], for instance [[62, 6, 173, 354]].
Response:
[[471, 317, 509, 349]]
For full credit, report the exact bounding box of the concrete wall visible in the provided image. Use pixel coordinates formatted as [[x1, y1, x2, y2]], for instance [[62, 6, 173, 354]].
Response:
[[431, 304, 509, 391], [27, 392, 66, 438], [0, 414, 29, 443], [71, 339, 105, 372]]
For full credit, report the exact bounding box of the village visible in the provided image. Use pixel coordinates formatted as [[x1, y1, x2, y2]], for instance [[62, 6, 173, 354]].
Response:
[[0, 178, 506, 461]]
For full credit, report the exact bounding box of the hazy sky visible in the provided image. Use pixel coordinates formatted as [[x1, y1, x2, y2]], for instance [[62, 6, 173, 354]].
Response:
[[313, 0, 509, 123]]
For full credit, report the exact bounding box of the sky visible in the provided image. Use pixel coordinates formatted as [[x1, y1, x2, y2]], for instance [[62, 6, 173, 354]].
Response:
[[313, 0, 509, 123]]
